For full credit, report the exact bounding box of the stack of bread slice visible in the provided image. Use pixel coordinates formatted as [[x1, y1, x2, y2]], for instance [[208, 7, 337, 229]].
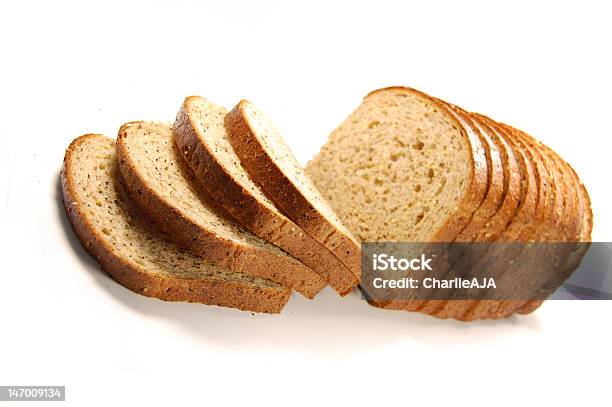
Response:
[[62, 97, 360, 314], [306, 87, 592, 321], [62, 86, 591, 320]]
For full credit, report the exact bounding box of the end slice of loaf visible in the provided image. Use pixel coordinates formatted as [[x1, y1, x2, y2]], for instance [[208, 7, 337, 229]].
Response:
[[61, 134, 290, 313], [224, 100, 362, 276], [173, 96, 359, 295], [116, 121, 325, 299]]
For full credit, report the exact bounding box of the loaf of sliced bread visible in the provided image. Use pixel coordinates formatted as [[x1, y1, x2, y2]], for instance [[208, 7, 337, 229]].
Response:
[[116, 121, 325, 299], [62, 134, 290, 313], [307, 86, 592, 321], [224, 100, 361, 277], [173, 96, 359, 295]]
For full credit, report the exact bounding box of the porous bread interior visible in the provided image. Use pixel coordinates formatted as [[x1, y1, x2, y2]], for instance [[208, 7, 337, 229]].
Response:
[[306, 89, 471, 242], [69, 135, 280, 288], [120, 122, 300, 259], [241, 102, 357, 241], [187, 98, 279, 211]]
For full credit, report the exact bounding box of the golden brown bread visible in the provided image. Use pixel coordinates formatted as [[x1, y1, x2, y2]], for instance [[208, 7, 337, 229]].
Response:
[[225, 99, 363, 279], [305, 87, 489, 313], [173, 96, 359, 295], [307, 87, 592, 321], [116, 121, 326, 299], [62, 134, 290, 314]]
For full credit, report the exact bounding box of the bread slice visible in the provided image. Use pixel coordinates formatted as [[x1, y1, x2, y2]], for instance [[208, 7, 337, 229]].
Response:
[[305, 87, 488, 313], [224, 100, 362, 276], [173, 96, 359, 295], [306, 87, 488, 244], [61, 134, 290, 313], [116, 121, 325, 299]]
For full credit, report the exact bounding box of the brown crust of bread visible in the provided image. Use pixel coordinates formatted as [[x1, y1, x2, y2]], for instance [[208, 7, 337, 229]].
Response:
[[62, 134, 290, 314], [173, 97, 359, 295], [115, 122, 326, 299], [224, 100, 362, 278]]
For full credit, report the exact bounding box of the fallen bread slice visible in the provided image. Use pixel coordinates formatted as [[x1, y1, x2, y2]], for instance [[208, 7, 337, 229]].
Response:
[[116, 121, 325, 299], [62, 134, 290, 313], [224, 100, 362, 276], [173, 96, 359, 295]]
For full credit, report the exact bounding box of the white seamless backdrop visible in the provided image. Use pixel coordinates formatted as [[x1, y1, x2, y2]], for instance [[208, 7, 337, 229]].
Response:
[[0, 1, 610, 406]]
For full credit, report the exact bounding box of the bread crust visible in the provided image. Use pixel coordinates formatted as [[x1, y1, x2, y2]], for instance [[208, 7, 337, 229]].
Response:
[[224, 100, 362, 278], [174, 97, 359, 295], [62, 134, 290, 314], [116, 122, 326, 299]]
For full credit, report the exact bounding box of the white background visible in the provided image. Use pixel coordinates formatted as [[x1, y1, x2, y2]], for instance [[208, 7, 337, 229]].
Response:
[[1, 1, 611, 406]]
